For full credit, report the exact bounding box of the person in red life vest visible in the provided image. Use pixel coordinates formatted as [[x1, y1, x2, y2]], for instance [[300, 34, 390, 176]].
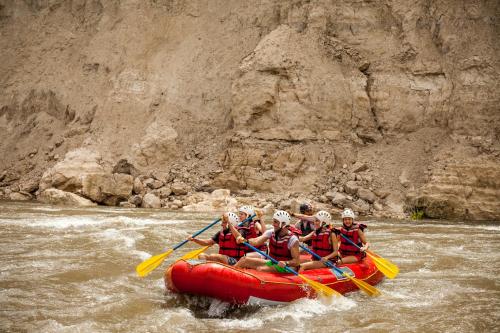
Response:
[[188, 212, 247, 266], [333, 208, 370, 264], [291, 202, 315, 246], [298, 210, 339, 272], [230, 210, 300, 273], [236, 205, 268, 257]]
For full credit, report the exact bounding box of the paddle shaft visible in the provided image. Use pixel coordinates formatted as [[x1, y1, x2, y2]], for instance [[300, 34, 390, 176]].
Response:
[[339, 233, 365, 251], [242, 242, 298, 276], [237, 214, 256, 227], [299, 244, 340, 271], [187, 214, 256, 250], [172, 218, 221, 250]]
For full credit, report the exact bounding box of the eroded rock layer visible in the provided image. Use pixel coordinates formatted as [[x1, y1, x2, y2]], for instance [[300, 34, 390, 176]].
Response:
[[0, 1, 498, 220]]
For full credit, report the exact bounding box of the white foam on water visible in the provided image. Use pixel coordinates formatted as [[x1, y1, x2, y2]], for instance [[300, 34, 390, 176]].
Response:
[[266, 296, 356, 322], [31, 319, 100, 333], [219, 317, 263, 329], [133, 250, 153, 261], [207, 298, 231, 317], [98, 228, 141, 248], [411, 223, 500, 232], [114, 215, 190, 226], [25, 216, 110, 229], [0, 214, 191, 231]]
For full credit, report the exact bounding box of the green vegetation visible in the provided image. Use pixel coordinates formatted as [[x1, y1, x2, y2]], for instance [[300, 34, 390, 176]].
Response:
[[410, 208, 425, 220]]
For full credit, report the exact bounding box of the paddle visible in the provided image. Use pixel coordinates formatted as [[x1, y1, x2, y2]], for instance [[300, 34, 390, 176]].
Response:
[[339, 234, 399, 279], [136, 217, 222, 277], [180, 214, 256, 260], [299, 244, 381, 296], [242, 242, 342, 298]]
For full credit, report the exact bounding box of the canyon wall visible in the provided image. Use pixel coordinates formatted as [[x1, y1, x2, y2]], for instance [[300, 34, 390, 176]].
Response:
[[0, 0, 498, 220]]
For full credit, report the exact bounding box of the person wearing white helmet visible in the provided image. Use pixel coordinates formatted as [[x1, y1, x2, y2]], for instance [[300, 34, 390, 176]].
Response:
[[188, 212, 248, 266], [297, 210, 340, 271], [237, 205, 267, 257], [230, 210, 301, 272], [332, 208, 370, 264]]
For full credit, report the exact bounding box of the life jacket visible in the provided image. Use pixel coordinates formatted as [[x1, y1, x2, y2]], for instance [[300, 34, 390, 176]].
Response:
[[311, 226, 333, 257], [335, 223, 367, 256], [298, 219, 314, 237], [286, 225, 302, 236], [269, 230, 293, 261], [218, 228, 246, 260], [240, 219, 268, 253]]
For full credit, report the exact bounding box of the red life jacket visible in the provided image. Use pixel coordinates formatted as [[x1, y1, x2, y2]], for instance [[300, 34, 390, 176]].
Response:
[[269, 230, 293, 261], [241, 220, 268, 253], [335, 223, 366, 256], [311, 227, 333, 257], [218, 229, 246, 260]]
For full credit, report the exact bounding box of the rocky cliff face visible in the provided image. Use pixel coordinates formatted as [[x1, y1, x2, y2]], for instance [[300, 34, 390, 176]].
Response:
[[0, 0, 498, 220]]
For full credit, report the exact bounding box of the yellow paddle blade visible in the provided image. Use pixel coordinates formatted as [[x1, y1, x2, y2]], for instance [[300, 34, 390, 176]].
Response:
[[180, 246, 211, 260], [367, 252, 399, 279], [136, 249, 173, 277], [298, 274, 343, 298], [343, 273, 381, 297]]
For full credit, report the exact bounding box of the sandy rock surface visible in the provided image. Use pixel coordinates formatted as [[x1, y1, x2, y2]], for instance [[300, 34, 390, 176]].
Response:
[[0, 1, 498, 220]]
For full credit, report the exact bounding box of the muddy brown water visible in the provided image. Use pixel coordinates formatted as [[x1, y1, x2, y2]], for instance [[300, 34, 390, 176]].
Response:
[[0, 201, 499, 332]]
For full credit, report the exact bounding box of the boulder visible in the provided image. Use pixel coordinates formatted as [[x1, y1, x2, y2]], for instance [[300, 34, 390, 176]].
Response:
[[38, 189, 96, 207], [357, 188, 377, 204], [405, 161, 500, 220], [133, 177, 145, 195], [112, 159, 139, 176], [385, 193, 406, 218], [119, 202, 136, 208], [9, 192, 31, 201], [81, 173, 134, 206], [349, 199, 370, 214], [182, 189, 238, 212], [142, 193, 161, 208], [331, 192, 350, 207], [171, 182, 189, 195], [19, 179, 39, 193], [352, 162, 368, 173], [143, 178, 155, 189], [373, 201, 384, 211], [344, 181, 359, 195], [129, 195, 142, 206], [39, 148, 104, 192], [156, 186, 172, 199], [399, 170, 410, 188]]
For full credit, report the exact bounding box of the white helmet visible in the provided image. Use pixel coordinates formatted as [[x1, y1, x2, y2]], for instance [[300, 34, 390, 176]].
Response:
[[273, 210, 291, 225], [224, 212, 239, 225], [238, 205, 255, 217], [341, 208, 355, 219], [314, 210, 331, 224]]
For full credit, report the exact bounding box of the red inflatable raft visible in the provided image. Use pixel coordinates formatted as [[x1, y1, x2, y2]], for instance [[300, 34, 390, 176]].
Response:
[[165, 256, 384, 305]]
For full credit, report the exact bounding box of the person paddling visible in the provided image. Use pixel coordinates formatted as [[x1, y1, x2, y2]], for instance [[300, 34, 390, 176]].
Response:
[[188, 212, 246, 266], [298, 211, 339, 272], [334, 208, 370, 264], [291, 203, 315, 246], [230, 210, 301, 272], [237, 205, 267, 257]]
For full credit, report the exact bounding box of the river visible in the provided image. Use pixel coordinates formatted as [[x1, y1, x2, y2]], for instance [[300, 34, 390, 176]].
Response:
[[0, 201, 498, 332]]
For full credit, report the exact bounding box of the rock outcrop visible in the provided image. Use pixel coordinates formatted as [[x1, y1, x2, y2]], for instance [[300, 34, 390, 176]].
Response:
[[0, 1, 498, 220], [38, 189, 96, 207]]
